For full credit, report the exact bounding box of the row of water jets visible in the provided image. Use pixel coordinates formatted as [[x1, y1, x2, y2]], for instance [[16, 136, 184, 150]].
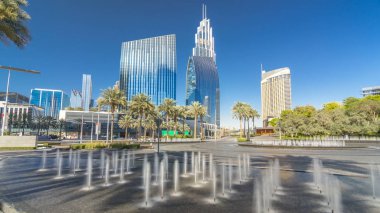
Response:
[[40, 149, 136, 189], [39, 149, 379, 212], [142, 152, 266, 207]]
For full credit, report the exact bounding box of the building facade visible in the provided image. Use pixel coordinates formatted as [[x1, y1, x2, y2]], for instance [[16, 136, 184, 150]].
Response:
[[81, 74, 92, 111], [186, 5, 220, 127], [261, 67, 292, 127], [0, 92, 29, 104], [70, 89, 82, 108], [0, 101, 44, 133], [119, 34, 177, 106], [362, 86, 380, 97], [29, 88, 70, 118]]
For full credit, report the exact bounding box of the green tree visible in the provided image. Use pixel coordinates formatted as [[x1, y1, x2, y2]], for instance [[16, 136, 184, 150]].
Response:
[[232, 102, 246, 138], [129, 93, 154, 140], [158, 98, 176, 139], [0, 0, 31, 48], [188, 101, 204, 139], [118, 113, 134, 140], [323, 102, 341, 111], [97, 87, 127, 143]]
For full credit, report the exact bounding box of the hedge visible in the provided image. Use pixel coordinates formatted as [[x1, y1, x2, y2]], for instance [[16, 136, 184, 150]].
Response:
[[69, 142, 140, 150]]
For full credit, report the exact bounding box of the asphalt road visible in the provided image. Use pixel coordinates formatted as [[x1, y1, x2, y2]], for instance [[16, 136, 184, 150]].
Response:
[[0, 137, 380, 213]]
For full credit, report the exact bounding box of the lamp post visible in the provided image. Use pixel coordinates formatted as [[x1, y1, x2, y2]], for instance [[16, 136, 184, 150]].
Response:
[[0, 66, 40, 136]]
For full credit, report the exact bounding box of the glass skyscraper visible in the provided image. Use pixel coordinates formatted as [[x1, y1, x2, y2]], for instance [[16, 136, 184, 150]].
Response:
[[119, 34, 177, 105], [70, 89, 82, 108], [30, 88, 70, 118], [81, 74, 92, 111], [186, 5, 220, 127]]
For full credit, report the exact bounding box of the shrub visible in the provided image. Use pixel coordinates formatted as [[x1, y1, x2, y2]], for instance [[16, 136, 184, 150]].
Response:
[[237, 137, 249, 142], [110, 143, 140, 149], [69, 142, 140, 150]]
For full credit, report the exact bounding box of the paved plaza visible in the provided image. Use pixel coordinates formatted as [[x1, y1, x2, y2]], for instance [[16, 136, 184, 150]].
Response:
[[1, 137, 380, 213]]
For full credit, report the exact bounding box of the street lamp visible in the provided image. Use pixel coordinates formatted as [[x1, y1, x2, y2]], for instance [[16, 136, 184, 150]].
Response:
[[155, 116, 162, 153], [0, 65, 40, 136]]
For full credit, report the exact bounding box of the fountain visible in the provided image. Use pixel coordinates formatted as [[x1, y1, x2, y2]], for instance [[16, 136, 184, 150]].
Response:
[[119, 150, 126, 183], [40, 150, 47, 171], [254, 178, 263, 213], [209, 153, 213, 179], [68, 149, 73, 167], [154, 153, 159, 184], [55, 149, 60, 167], [191, 152, 195, 174], [160, 160, 165, 199], [76, 150, 81, 171], [370, 164, 376, 199], [313, 158, 322, 191], [273, 158, 281, 191], [198, 151, 201, 171], [238, 154, 242, 183], [104, 155, 110, 186], [85, 151, 93, 190], [126, 150, 131, 174], [246, 154, 250, 178], [229, 158, 232, 192], [142, 154, 147, 187], [194, 155, 198, 184], [183, 152, 188, 176], [173, 160, 179, 194], [164, 152, 169, 180], [212, 164, 217, 202], [144, 161, 151, 206], [132, 151, 135, 168], [113, 151, 119, 176], [202, 154, 206, 182], [329, 175, 342, 213], [222, 163, 225, 196], [100, 149, 105, 177], [56, 152, 63, 179], [72, 151, 77, 175]]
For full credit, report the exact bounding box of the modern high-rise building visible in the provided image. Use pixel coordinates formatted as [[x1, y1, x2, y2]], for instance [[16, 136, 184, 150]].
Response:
[[186, 5, 220, 127], [261, 67, 292, 127], [119, 34, 176, 105], [192, 4, 216, 63], [0, 92, 29, 104], [30, 88, 70, 118], [81, 74, 92, 111], [362, 86, 380, 97], [70, 89, 82, 108]]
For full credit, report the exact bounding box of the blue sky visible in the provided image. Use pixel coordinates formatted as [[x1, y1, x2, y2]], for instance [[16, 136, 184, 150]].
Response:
[[1, 0, 380, 128]]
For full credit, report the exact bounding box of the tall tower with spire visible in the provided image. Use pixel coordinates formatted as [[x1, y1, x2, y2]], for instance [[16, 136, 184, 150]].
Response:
[[186, 4, 220, 129], [192, 4, 216, 63]]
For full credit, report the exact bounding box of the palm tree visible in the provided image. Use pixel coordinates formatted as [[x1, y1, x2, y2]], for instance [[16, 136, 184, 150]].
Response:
[[58, 119, 66, 139], [34, 115, 44, 135], [118, 113, 134, 140], [129, 93, 154, 141], [188, 101, 205, 139], [232, 102, 246, 137], [178, 106, 189, 136], [143, 115, 157, 139], [97, 87, 127, 143], [44, 116, 55, 136], [0, 0, 31, 48], [249, 108, 260, 136], [198, 105, 207, 140], [158, 98, 176, 139]]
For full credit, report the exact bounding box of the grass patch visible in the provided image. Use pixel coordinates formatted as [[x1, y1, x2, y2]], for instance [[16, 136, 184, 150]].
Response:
[[0, 147, 36, 151], [69, 142, 140, 150]]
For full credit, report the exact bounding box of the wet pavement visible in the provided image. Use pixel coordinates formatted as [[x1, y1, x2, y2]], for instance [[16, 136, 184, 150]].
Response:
[[0, 137, 380, 213]]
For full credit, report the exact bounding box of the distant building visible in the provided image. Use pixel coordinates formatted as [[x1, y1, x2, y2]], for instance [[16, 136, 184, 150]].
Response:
[[0, 92, 29, 104], [119, 34, 177, 105], [70, 89, 82, 108], [0, 101, 44, 132], [186, 5, 220, 127], [261, 67, 292, 127], [29, 88, 70, 118], [82, 74, 92, 111], [362, 86, 380, 97]]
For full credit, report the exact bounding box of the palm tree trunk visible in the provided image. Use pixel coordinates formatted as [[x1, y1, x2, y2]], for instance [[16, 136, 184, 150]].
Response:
[[247, 118, 250, 140], [110, 113, 114, 143], [239, 118, 242, 138], [193, 115, 197, 139], [166, 115, 169, 140], [252, 118, 255, 135], [59, 125, 62, 140], [125, 127, 128, 140], [152, 129, 155, 140]]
